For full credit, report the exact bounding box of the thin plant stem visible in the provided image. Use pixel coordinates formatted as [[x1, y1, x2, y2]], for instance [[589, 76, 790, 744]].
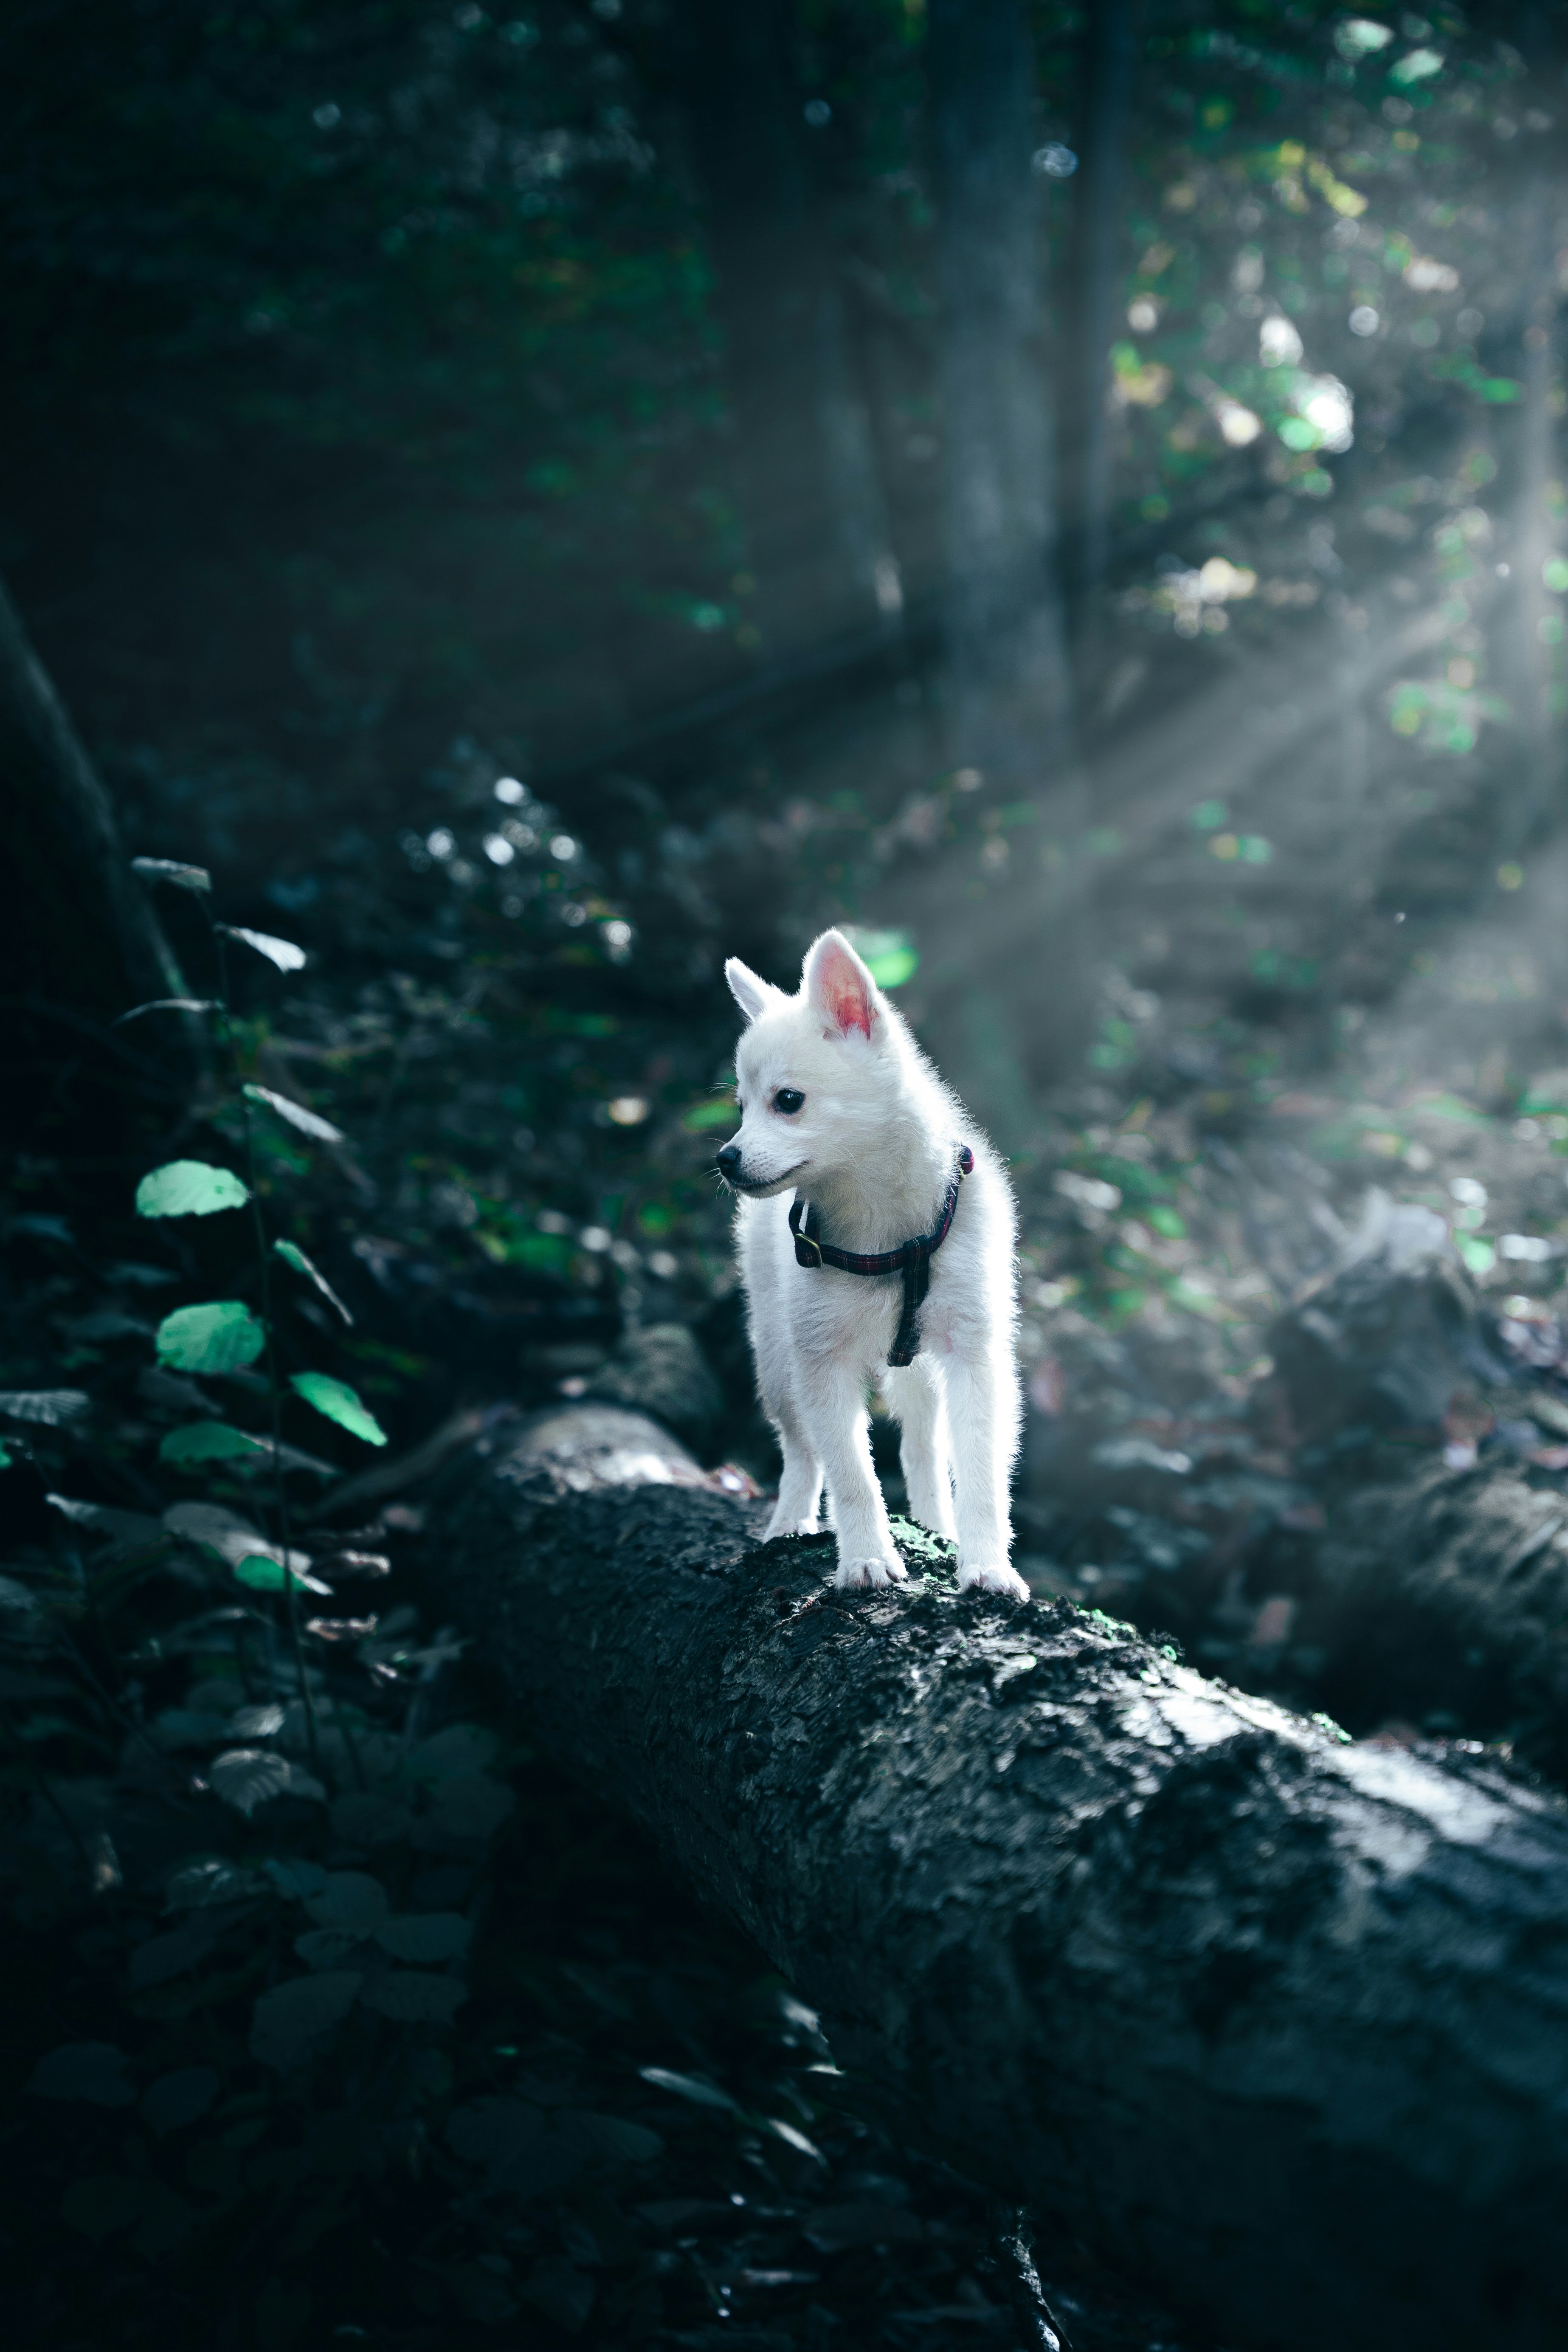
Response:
[[210, 916, 322, 1774]]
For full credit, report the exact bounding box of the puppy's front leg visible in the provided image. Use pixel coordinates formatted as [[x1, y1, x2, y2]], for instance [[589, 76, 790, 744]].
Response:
[[802, 1357, 905, 1590], [881, 1359, 957, 1542], [944, 1339, 1029, 1602]]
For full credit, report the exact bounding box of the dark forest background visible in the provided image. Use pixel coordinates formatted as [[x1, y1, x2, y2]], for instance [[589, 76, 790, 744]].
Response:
[[0, 3, 1564, 2347]]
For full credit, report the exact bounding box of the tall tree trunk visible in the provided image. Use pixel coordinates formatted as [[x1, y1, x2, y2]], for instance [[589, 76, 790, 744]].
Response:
[[1069, 0, 1140, 614], [920, 0, 1088, 1124], [927, 0, 1071, 782], [678, 0, 898, 668], [425, 1403, 1568, 2352], [1497, 4, 1564, 920]]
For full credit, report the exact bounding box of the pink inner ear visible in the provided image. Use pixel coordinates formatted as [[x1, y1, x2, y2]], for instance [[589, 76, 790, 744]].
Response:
[[816, 943, 873, 1039]]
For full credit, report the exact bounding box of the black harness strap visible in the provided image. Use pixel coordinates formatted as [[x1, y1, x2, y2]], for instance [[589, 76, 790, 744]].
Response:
[[788, 1145, 974, 1367]]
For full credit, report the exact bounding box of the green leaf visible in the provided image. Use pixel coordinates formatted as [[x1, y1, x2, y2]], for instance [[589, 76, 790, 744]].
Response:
[[303, 1872, 390, 1933], [161, 1498, 327, 1589], [231, 1553, 331, 1595], [29, 2043, 136, 2106], [375, 1912, 470, 1963], [158, 1421, 268, 1466], [359, 1971, 467, 2024], [155, 1301, 265, 1374], [0, 1388, 89, 1426], [136, 1161, 250, 1219], [115, 998, 220, 1025], [219, 923, 306, 972], [131, 856, 211, 894], [250, 1970, 362, 2070], [210, 1748, 324, 1813], [637, 2066, 739, 2113], [289, 1371, 388, 1447], [244, 1083, 345, 1145], [273, 1238, 353, 1323]]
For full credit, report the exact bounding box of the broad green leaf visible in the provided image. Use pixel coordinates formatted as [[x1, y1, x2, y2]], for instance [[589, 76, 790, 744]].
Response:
[[155, 1301, 265, 1374], [273, 1237, 353, 1324], [131, 856, 210, 894], [760, 2115, 825, 2162], [637, 2066, 739, 2113], [359, 1972, 466, 2025], [303, 1872, 389, 1933], [289, 1371, 387, 1447], [232, 1553, 331, 1595], [210, 1748, 324, 1814], [136, 1161, 250, 1219], [162, 1499, 329, 1591], [165, 1859, 265, 1910], [219, 923, 306, 972], [375, 1911, 470, 1963], [245, 1084, 344, 1145], [45, 1494, 164, 1546], [158, 1421, 268, 1466], [250, 1970, 361, 2070], [0, 1442, 11, 1471], [28, 2043, 136, 2106], [425, 1771, 513, 1843]]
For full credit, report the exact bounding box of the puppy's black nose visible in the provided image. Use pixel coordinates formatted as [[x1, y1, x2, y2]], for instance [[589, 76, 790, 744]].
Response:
[[715, 1143, 743, 1180]]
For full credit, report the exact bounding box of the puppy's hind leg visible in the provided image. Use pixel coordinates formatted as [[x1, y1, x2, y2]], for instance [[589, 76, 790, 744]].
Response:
[[945, 1332, 1029, 1603], [880, 1359, 957, 1543], [762, 1385, 823, 1541]]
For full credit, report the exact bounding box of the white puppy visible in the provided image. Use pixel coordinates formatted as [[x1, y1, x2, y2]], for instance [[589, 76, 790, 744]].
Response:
[[717, 928, 1027, 1600]]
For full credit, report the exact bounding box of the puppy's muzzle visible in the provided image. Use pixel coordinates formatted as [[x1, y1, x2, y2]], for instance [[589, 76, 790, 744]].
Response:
[[715, 1143, 743, 1183]]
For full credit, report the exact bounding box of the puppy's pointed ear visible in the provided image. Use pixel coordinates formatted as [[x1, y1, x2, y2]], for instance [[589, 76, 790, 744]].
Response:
[[804, 929, 879, 1043], [725, 957, 780, 1026]]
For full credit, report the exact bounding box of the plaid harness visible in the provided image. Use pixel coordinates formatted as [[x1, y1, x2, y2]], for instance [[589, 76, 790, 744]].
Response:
[[788, 1146, 974, 1367]]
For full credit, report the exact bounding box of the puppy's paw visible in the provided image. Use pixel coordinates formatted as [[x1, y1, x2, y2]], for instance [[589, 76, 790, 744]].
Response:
[[764, 1513, 821, 1541], [833, 1555, 908, 1592], [956, 1562, 1031, 1603]]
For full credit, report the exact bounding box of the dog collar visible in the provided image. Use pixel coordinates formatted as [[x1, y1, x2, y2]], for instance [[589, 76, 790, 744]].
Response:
[[788, 1145, 974, 1367]]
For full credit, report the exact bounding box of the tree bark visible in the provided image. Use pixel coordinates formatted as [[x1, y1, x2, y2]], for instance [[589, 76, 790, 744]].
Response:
[[428, 1402, 1568, 2352], [927, 0, 1072, 781], [921, 0, 1090, 1113], [1066, 0, 1140, 609]]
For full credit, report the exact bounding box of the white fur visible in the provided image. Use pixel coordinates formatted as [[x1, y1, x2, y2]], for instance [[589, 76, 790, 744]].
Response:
[[718, 929, 1027, 1602]]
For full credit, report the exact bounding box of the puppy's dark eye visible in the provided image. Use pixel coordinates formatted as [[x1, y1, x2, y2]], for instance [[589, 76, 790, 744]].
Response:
[[773, 1088, 805, 1115]]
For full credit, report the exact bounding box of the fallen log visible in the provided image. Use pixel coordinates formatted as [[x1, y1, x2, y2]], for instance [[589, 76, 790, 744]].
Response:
[[431, 1403, 1568, 2352], [1295, 1456, 1568, 1781]]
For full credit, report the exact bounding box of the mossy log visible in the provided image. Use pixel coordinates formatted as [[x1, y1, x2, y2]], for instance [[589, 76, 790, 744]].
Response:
[[429, 1404, 1568, 2352]]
